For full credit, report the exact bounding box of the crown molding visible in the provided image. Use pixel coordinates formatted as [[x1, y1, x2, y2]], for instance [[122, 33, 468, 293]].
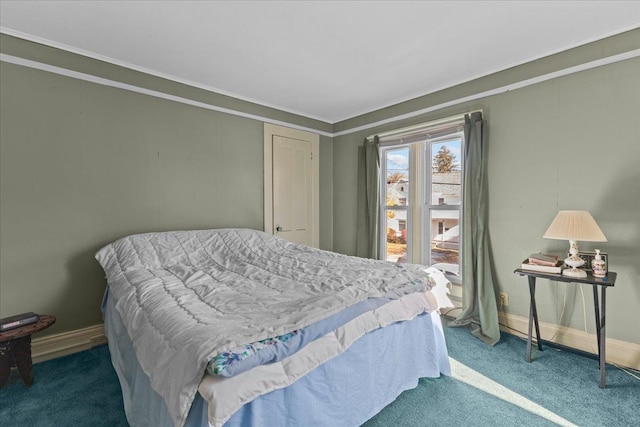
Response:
[[333, 48, 640, 138], [0, 27, 334, 124], [0, 52, 333, 137], [2, 43, 639, 139]]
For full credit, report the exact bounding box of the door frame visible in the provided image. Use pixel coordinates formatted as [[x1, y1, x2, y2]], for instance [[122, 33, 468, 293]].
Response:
[[264, 123, 319, 248]]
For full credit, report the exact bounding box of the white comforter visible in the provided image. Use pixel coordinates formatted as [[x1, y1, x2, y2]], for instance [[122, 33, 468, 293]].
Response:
[[96, 229, 440, 427]]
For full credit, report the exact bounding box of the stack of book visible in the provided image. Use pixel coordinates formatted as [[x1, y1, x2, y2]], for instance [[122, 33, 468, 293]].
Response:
[[0, 312, 40, 332], [521, 253, 562, 273]]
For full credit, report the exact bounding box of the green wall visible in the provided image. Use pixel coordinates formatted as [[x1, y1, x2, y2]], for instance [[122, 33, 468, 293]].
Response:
[[1, 28, 638, 348], [333, 30, 640, 344], [0, 35, 334, 335]]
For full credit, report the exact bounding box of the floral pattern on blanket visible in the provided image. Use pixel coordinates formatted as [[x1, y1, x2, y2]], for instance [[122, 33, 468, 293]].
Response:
[[211, 331, 299, 375]]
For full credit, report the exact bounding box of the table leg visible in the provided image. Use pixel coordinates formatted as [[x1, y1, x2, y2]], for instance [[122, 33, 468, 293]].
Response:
[[526, 276, 542, 362], [14, 336, 33, 386], [0, 341, 12, 387], [592, 286, 602, 364], [599, 286, 606, 389]]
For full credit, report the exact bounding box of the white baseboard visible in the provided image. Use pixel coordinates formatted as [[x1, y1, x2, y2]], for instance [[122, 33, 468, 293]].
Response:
[[30, 315, 640, 372], [498, 311, 640, 372], [31, 323, 107, 363]]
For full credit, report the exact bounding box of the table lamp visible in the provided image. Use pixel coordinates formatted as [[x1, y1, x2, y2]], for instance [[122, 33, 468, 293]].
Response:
[[542, 210, 607, 278]]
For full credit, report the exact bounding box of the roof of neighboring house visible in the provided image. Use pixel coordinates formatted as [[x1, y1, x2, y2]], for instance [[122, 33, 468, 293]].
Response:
[[432, 172, 461, 185], [433, 225, 460, 243], [432, 211, 459, 220], [432, 183, 460, 197]]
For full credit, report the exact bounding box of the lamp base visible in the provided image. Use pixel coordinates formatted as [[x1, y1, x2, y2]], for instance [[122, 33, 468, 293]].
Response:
[[563, 267, 587, 278]]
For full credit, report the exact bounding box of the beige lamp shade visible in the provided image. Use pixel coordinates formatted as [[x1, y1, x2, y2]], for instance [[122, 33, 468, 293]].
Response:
[[543, 211, 607, 242]]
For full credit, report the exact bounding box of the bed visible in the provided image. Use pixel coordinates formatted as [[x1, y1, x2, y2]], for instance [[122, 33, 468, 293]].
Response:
[[96, 228, 452, 427]]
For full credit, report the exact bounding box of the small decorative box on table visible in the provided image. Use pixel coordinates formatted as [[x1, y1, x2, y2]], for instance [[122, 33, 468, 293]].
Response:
[[0, 315, 56, 387]]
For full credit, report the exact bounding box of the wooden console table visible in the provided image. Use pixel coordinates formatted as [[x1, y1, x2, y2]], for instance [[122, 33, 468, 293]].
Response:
[[0, 315, 56, 387], [514, 269, 616, 388]]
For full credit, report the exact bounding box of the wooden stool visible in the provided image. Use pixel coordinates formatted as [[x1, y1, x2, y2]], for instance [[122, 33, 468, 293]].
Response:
[[0, 315, 56, 387]]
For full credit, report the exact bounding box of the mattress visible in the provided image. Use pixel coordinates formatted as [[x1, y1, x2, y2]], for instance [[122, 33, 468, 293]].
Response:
[[96, 228, 452, 426], [104, 291, 451, 427]]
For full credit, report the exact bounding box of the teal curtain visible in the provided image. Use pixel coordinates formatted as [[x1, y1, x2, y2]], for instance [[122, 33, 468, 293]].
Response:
[[356, 136, 380, 259], [450, 112, 500, 345]]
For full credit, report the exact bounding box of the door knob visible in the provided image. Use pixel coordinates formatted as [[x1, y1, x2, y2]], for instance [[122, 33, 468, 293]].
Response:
[[276, 226, 283, 232]]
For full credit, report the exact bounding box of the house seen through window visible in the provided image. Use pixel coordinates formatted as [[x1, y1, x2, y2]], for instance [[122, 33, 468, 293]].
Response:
[[379, 117, 464, 280]]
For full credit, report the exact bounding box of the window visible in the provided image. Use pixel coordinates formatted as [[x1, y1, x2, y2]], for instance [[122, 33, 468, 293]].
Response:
[[379, 116, 465, 279], [382, 147, 410, 261], [427, 136, 462, 272]]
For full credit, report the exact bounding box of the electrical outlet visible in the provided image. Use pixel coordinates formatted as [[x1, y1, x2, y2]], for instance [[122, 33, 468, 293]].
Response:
[[499, 292, 509, 307]]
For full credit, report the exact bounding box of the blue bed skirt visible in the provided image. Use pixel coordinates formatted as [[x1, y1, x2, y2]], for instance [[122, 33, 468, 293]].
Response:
[[104, 293, 450, 427]]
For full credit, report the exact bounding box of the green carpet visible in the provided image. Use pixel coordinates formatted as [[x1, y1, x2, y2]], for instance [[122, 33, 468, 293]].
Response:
[[0, 341, 128, 426], [1, 325, 638, 426], [367, 325, 640, 426]]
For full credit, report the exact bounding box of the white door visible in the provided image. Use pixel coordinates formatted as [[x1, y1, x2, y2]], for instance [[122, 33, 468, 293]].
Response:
[[264, 124, 319, 247]]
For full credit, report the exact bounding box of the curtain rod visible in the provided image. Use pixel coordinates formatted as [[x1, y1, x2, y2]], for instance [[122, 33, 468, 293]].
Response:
[[366, 109, 482, 141]]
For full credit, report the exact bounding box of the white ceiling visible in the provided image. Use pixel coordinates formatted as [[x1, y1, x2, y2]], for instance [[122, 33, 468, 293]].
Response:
[[1, 1, 639, 123]]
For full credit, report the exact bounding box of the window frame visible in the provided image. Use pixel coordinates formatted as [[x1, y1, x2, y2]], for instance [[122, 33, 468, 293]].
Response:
[[377, 117, 466, 282], [422, 132, 464, 269], [380, 145, 412, 262]]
